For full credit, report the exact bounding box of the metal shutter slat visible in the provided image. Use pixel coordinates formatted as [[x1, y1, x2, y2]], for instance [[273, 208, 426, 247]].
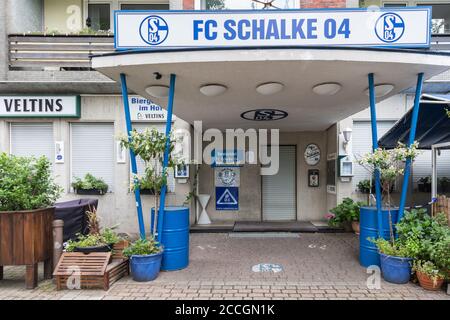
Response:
[[262, 146, 296, 221], [10, 123, 54, 160], [71, 123, 114, 192]]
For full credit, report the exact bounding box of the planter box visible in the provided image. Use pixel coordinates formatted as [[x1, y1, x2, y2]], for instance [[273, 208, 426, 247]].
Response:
[[0, 207, 54, 289], [75, 189, 106, 195], [112, 240, 130, 260]]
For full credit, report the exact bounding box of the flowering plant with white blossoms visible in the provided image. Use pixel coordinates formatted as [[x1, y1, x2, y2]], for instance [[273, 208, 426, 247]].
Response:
[[358, 142, 420, 239]]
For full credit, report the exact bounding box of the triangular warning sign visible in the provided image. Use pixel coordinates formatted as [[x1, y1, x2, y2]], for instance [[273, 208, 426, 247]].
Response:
[[217, 188, 237, 205]]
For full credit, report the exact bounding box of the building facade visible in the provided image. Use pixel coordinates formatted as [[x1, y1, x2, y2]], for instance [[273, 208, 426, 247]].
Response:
[[1, 0, 450, 236]]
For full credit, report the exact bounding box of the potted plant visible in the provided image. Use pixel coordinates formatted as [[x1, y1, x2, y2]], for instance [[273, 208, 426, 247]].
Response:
[[371, 237, 416, 284], [357, 143, 420, 267], [413, 260, 446, 291], [64, 207, 121, 254], [123, 237, 163, 282], [418, 176, 431, 193], [395, 209, 450, 288], [120, 128, 178, 235], [0, 153, 63, 288], [71, 173, 109, 195], [327, 198, 363, 233]]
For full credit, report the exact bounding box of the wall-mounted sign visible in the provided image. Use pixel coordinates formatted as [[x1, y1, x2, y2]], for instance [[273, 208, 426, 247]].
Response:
[[241, 109, 288, 121], [212, 149, 244, 167], [304, 143, 321, 166], [175, 163, 189, 178], [215, 167, 240, 187], [129, 96, 176, 122], [0, 95, 80, 118], [216, 187, 239, 211], [114, 8, 431, 50], [55, 141, 64, 164], [308, 169, 319, 187]]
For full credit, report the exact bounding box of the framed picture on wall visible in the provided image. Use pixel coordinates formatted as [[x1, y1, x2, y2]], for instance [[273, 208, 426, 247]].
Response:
[[308, 169, 319, 187], [175, 164, 189, 178]]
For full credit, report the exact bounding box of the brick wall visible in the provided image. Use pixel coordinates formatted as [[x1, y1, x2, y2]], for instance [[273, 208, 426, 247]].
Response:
[[183, 1, 352, 10], [301, 0, 347, 8], [183, 0, 194, 10]]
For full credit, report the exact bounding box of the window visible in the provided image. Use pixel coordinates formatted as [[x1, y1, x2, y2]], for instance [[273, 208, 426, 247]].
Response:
[[202, 0, 299, 10], [121, 3, 169, 10], [71, 123, 115, 192], [88, 3, 111, 31], [10, 123, 54, 161], [418, 3, 450, 34], [383, 3, 407, 7], [132, 123, 176, 193]]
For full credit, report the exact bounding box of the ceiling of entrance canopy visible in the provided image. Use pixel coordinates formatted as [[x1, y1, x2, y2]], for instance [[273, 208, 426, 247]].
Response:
[[92, 48, 450, 131]]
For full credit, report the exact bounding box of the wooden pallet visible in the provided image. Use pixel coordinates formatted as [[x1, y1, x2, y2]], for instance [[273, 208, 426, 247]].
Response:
[[112, 240, 129, 260], [432, 195, 450, 226], [53, 252, 129, 290]]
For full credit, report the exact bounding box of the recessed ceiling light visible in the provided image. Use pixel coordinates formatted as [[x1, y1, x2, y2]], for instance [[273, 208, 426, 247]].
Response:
[[365, 84, 395, 97], [145, 85, 169, 98], [256, 82, 284, 95], [199, 84, 228, 97], [312, 83, 342, 96]]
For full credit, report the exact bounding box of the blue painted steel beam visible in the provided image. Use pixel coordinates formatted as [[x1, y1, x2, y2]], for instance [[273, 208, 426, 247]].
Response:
[[157, 74, 177, 242], [397, 73, 424, 223], [368, 73, 384, 238], [120, 73, 146, 239]]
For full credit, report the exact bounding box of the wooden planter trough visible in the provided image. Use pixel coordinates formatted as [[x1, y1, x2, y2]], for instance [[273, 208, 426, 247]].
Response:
[[54, 252, 129, 290], [0, 207, 54, 289]]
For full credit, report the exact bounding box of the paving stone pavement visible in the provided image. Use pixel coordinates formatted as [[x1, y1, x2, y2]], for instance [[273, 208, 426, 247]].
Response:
[[0, 233, 449, 300]]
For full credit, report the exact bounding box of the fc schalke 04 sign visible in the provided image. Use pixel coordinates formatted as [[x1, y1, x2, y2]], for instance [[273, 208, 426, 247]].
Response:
[[114, 7, 431, 49]]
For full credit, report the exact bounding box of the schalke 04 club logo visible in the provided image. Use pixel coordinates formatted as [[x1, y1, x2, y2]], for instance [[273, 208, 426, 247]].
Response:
[[139, 15, 169, 45], [375, 12, 405, 43], [241, 109, 288, 121]]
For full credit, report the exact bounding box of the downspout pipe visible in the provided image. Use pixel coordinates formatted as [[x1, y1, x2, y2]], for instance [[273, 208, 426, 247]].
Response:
[[397, 73, 424, 223], [120, 73, 146, 239], [368, 73, 384, 238], [157, 74, 177, 242]]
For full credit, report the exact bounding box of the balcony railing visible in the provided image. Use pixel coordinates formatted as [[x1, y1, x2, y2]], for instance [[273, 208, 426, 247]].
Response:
[[8, 34, 114, 70]]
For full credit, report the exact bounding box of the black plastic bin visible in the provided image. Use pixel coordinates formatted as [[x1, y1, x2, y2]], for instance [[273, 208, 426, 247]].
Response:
[[54, 199, 98, 242]]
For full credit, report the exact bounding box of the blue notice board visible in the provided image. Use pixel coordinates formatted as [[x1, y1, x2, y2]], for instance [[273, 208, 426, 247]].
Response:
[[216, 187, 239, 211]]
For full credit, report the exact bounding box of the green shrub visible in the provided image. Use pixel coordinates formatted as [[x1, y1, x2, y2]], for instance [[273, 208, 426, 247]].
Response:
[[122, 238, 162, 257], [327, 198, 364, 227], [65, 228, 121, 252], [370, 238, 416, 258], [71, 173, 109, 193], [0, 153, 62, 211]]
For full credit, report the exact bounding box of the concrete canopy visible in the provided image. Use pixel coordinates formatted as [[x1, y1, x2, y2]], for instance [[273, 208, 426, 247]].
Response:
[[92, 47, 450, 131]]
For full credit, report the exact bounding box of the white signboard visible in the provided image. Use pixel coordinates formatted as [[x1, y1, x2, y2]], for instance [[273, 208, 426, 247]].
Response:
[[0, 95, 80, 118], [129, 96, 176, 122], [115, 8, 431, 49]]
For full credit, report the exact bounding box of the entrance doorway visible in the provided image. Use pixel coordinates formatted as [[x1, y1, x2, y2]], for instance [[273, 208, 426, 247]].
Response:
[[262, 145, 296, 221]]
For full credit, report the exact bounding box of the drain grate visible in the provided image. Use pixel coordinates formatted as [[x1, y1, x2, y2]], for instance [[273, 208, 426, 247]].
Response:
[[228, 232, 300, 238]]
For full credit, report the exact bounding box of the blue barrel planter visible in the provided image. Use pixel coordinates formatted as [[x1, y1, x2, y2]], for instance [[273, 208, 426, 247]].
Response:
[[379, 253, 412, 284], [359, 206, 398, 267], [155, 206, 190, 271], [129, 252, 163, 282]]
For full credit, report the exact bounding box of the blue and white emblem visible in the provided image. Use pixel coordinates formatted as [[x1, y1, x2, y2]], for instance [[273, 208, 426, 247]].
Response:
[[139, 15, 169, 45], [375, 12, 405, 43]]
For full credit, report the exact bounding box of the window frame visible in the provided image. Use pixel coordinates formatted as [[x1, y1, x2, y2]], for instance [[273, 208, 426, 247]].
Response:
[[196, 0, 301, 10]]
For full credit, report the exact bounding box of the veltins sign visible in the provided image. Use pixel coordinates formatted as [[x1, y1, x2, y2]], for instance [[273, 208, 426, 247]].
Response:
[[115, 7, 431, 49], [129, 96, 176, 122], [0, 95, 80, 118]]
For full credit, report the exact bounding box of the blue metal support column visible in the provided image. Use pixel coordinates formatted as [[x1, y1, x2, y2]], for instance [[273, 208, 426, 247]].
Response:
[[157, 74, 177, 242], [368, 73, 384, 238], [120, 73, 146, 239], [397, 73, 424, 223]]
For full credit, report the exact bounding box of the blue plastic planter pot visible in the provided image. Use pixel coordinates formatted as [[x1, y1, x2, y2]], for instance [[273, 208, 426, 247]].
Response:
[[359, 207, 399, 267], [129, 251, 163, 282], [380, 253, 412, 284]]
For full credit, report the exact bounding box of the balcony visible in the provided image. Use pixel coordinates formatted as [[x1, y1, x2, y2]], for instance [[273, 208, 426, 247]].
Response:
[[8, 34, 114, 70]]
